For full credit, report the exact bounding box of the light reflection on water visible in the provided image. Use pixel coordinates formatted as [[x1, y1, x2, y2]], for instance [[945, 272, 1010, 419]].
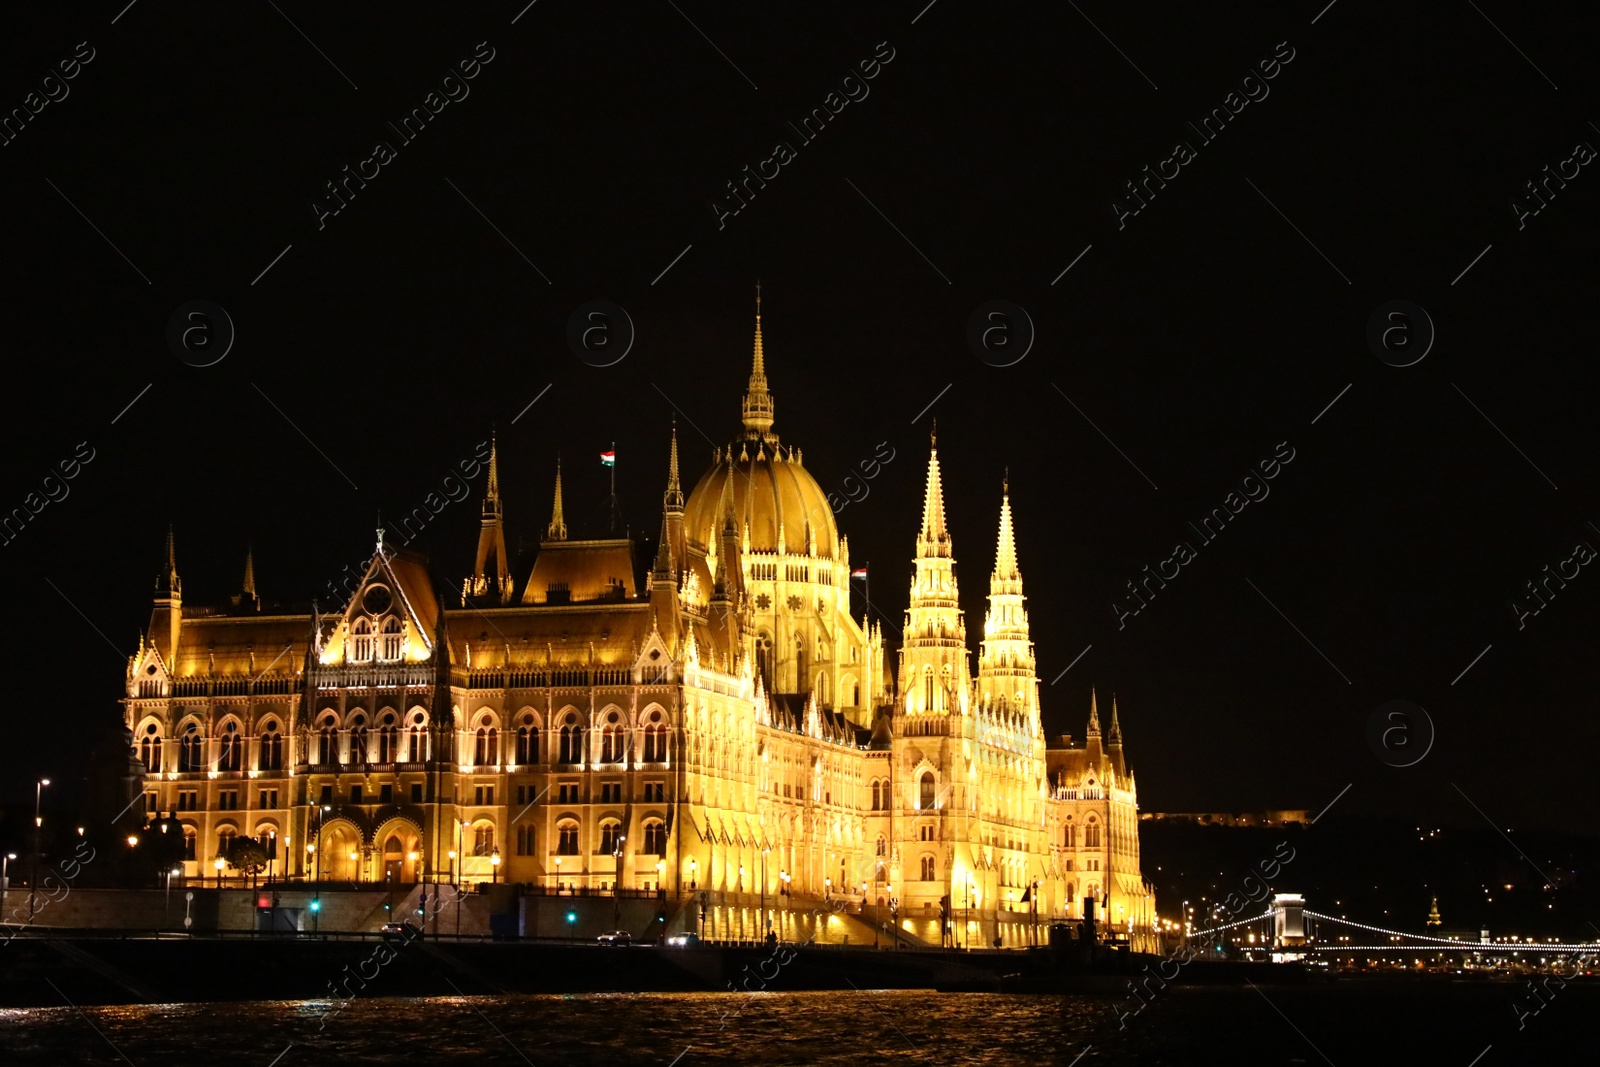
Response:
[[1, 991, 1089, 1066], [2, 985, 1587, 1065]]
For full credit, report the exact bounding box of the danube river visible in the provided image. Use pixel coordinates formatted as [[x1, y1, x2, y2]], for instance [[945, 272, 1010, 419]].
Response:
[[1, 985, 1589, 1064]]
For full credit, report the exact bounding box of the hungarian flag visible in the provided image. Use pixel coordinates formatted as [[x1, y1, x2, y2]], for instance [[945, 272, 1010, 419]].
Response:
[[600, 450, 616, 467], [1021, 883, 1032, 903], [851, 567, 868, 580]]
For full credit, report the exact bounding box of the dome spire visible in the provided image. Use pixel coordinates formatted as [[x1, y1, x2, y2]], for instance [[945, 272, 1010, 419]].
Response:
[[741, 282, 775, 439]]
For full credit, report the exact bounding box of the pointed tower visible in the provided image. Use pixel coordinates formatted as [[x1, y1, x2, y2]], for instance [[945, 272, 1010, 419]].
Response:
[[1107, 694, 1126, 776], [233, 545, 260, 612], [977, 476, 1039, 729], [149, 525, 182, 665], [663, 421, 686, 576], [469, 436, 513, 603], [545, 457, 568, 542], [740, 283, 775, 442], [898, 427, 970, 715]]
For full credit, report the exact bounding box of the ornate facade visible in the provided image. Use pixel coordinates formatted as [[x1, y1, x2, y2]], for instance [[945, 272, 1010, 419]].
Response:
[[120, 300, 1155, 948]]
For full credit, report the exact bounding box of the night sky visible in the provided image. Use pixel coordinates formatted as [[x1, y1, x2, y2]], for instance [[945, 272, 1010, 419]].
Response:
[[2, 1, 1597, 837]]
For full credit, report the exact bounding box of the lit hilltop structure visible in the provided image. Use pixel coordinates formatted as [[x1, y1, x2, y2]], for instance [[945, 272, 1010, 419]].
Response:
[[120, 299, 1155, 948]]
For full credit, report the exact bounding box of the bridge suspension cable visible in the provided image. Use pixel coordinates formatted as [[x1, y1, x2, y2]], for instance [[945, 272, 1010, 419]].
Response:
[[1303, 910, 1600, 953]]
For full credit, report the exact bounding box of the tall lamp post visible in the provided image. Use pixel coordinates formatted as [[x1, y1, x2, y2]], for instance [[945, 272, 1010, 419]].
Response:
[[612, 835, 626, 928], [490, 848, 502, 884], [29, 778, 49, 921], [2, 852, 16, 917], [760, 848, 770, 938]]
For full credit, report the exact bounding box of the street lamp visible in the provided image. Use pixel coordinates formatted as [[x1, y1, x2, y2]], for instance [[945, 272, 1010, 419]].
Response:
[[29, 777, 49, 921], [687, 856, 697, 890], [656, 859, 665, 893], [127, 835, 139, 848], [214, 855, 226, 888], [760, 848, 770, 937], [554, 855, 561, 890], [490, 847, 502, 884], [1, 852, 16, 916]]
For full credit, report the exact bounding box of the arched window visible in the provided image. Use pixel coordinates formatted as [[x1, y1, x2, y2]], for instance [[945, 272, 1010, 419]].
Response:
[[377, 713, 397, 763], [875, 835, 887, 857], [922, 665, 934, 712], [179, 722, 203, 772], [642, 710, 667, 762], [557, 822, 579, 855], [755, 632, 773, 692], [870, 780, 881, 810], [1063, 824, 1074, 849], [350, 617, 374, 663], [516, 725, 537, 764], [182, 826, 197, 861], [259, 722, 282, 770], [472, 824, 494, 857], [475, 725, 498, 767], [600, 714, 623, 763], [516, 825, 535, 856], [139, 724, 161, 773], [1084, 819, 1100, 849], [918, 772, 935, 810], [218, 722, 242, 772], [407, 713, 426, 762], [643, 820, 667, 854], [379, 616, 404, 662], [598, 822, 621, 855], [348, 718, 368, 765], [318, 721, 337, 765], [216, 827, 236, 859], [558, 719, 581, 763], [1067, 883, 1076, 904], [920, 855, 935, 881]]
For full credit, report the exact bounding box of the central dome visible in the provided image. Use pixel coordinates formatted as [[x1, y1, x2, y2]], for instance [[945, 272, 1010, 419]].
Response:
[[680, 289, 838, 558], [683, 442, 838, 557]]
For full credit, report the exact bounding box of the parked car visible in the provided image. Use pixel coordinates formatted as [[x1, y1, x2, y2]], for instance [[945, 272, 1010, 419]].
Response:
[[596, 930, 632, 946], [665, 932, 700, 947], [380, 921, 418, 940]]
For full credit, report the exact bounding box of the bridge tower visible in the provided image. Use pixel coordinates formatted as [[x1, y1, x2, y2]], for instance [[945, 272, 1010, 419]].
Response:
[[1272, 892, 1306, 947]]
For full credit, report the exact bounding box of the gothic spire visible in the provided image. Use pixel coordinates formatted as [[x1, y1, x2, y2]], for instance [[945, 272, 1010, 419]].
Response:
[[156, 523, 181, 595], [1108, 694, 1122, 746], [483, 433, 502, 518], [918, 434, 950, 556], [241, 544, 257, 600], [546, 457, 567, 541], [1087, 688, 1102, 738], [740, 282, 775, 439], [664, 419, 684, 511], [994, 476, 1019, 582]]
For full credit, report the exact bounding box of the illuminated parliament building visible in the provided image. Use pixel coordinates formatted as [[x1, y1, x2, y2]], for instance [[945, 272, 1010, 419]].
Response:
[[120, 302, 1156, 949]]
